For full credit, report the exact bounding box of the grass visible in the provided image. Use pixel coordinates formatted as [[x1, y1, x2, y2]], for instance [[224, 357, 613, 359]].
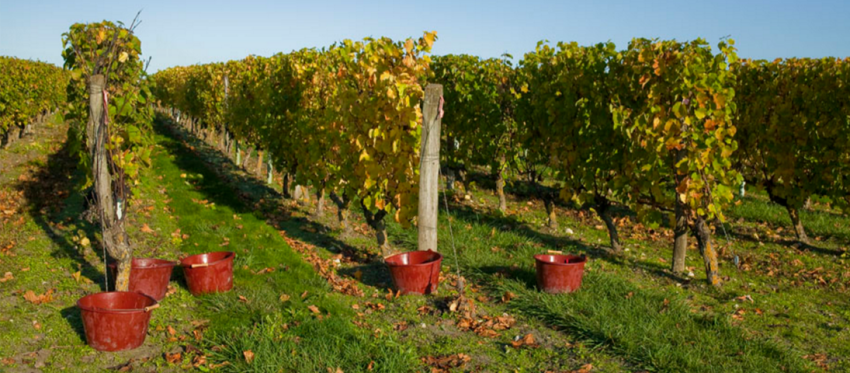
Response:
[[160, 112, 848, 372], [728, 190, 850, 246], [0, 117, 199, 371], [2, 112, 848, 372], [163, 116, 628, 372], [132, 122, 423, 372], [0, 117, 417, 372], [364, 176, 846, 372], [380, 203, 814, 372]]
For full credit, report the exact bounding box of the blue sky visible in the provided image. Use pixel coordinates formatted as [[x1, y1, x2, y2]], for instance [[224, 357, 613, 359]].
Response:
[[1, 0, 848, 72]]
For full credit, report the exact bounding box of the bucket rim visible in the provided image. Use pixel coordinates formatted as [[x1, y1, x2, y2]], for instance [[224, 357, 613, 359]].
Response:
[[385, 250, 443, 267], [108, 258, 178, 269], [533, 253, 587, 266], [76, 291, 158, 313], [179, 251, 235, 268]]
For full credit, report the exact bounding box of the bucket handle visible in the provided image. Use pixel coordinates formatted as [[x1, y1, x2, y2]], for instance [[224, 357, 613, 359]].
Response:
[[89, 303, 160, 313], [186, 252, 233, 268]]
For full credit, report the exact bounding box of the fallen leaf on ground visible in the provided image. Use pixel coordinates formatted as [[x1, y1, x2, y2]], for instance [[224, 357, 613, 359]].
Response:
[[308, 305, 320, 314], [802, 354, 829, 370], [253, 267, 274, 275], [141, 224, 155, 233], [364, 302, 385, 311], [165, 352, 181, 364], [192, 354, 206, 368], [731, 309, 746, 321], [23, 289, 53, 305], [511, 333, 538, 349], [421, 354, 471, 373], [243, 350, 255, 364], [735, 294, 754, 303], [393, 321, 408, 331], [574, 363, 594, 372], [209, 361, 230, 369]]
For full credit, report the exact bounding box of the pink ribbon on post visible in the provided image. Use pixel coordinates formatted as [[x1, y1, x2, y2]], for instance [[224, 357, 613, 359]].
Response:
[[438, 96, 445, 119]]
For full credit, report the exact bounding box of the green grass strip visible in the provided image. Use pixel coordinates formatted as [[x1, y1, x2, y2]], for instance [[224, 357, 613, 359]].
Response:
[[386, 205, 813, 373], [151, 123, 417, 372]]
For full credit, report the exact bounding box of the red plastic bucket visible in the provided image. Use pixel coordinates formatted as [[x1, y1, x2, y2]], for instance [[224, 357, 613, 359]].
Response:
[[534, 254, 587, 294], [180, 251, 235, 296], [108, 258, 176, 301], [385, 250, 442, 295], [77, 292, 158, 351]]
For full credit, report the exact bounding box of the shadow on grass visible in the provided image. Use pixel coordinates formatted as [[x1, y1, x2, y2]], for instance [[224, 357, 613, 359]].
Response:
[[437, 202, 698, 287], [460, 168, 638, 220], [155, 114, 698, 294], [476, 265, 537, 288], [170, 265, 190, 293], [338, 262, 394, 290], [442, 203, 609, 259], [728, 195, 850, 245], [627, 257, 692, 285], [494, 272, 812, 373], [726, 228, 847, 257], [734, 194, 849, 220], [153, 115, 377, 268], [445, 202, 694, 283], [157, 114, 704, 300], [461, 168, 577, 209], [15, 138, 105, 290], [60, 305, 87, 344]]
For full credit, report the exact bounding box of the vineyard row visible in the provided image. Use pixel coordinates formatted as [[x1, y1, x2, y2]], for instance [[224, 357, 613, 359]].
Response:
[[150, 36, 850, 285]]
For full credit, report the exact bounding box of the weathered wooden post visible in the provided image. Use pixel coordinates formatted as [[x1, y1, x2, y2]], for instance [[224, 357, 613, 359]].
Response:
[[88, 74, 132, 291], [418, 84, 442, 252], [267, 152, 274, 184], [235, 140, 241, 164]]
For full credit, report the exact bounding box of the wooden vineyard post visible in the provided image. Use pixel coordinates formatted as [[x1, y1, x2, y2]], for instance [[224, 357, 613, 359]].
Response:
[[267, 152, 274, 184], [672, 139, 688, 273], [89, 74, 132, 291], [418, 84, 443, 252]]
